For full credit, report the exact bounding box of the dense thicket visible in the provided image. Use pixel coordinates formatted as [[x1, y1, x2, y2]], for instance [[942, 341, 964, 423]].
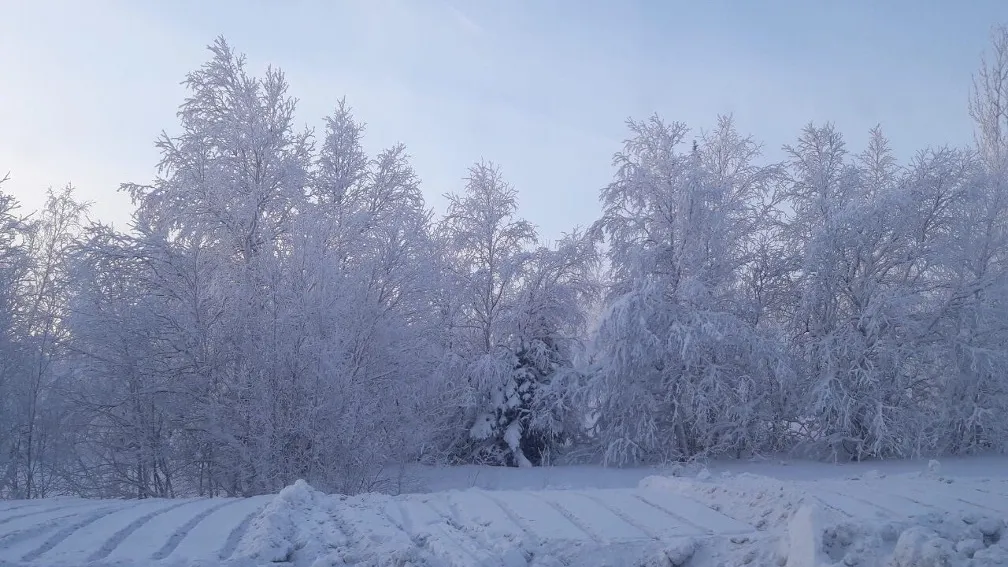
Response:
[[2, 29, 1007, 497]]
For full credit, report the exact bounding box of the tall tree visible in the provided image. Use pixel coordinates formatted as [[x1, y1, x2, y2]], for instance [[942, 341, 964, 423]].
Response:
[[970, 25, 1008, 170], [440, 161, 537, 356], [588, 116, 787, 465]]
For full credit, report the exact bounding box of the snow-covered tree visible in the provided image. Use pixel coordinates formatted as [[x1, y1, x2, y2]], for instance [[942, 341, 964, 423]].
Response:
[[0, 175, 31, 497], [437, 162, 535, 465], [129, 37, 311, 261], [440, 162, 537, 356], [471, 233, 599, 466], [588, 116, 790, 465], [0, 184, 87, 497], [923, 37, 1008, 453], [784, 125, 903, 458], [4, 27, 1008, 500], [970, 25, 1008, 170], [66, 40, 456, 495], [931, 163, 1008, 454], [288, 105, 449, 490], [439, 163, 598, 466]]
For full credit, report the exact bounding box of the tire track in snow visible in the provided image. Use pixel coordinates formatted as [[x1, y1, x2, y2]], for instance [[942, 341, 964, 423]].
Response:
[[420, 499, 491, 566], [379, 501, 410, 534], [19, 503, 130, 562], [87, 499, 195, 561], [0, 500, 101, 527], [395, 499, 415, 536], [873, 485, 944, 514], [476, 491, 539, 546], [811, 495, 855, 518], [632, 493, 713, 535], [965, 486, 1008, 512], [218, 509, 259, 560], [882, 482, 975, 516], [813, 485, 904, 518], [0, 500, 55, 513], [577, 492, 661, 540], [0, 499, 85, 513], [150, 499, 239, 560], [388, 498, 496, 566], [539, 496, 602, 542], [0, 508, 104, 551]]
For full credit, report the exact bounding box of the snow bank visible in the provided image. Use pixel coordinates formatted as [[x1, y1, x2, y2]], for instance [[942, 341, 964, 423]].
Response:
[[233, 479, 347, 564], [777, 503, 1008, 567], [640, 466, 1008, 567], [1, 460, 1004, 567]]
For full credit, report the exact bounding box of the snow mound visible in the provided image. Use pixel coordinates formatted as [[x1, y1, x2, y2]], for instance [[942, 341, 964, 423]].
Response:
[[234, 479, 347, 564], [1, 465, 1003, 567], [780, 504, 1008, 566], [891, 526, 955, 567], [642, 469, 1008, 567], [783, 504, 833, 567]]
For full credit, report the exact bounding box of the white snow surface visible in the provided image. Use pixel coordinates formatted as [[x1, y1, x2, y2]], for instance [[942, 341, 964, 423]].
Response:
[[0, 457, 1005, 566]]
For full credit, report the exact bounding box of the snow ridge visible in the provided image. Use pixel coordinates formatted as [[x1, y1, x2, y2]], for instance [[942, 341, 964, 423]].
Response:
[[0, 463, 1006, 566]]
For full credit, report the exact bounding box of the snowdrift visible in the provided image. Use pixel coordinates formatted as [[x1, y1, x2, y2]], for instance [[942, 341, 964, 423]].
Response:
[[0, 461, 1005, 566]]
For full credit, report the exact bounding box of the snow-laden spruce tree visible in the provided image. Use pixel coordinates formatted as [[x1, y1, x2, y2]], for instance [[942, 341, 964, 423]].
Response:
[[438, 162, 536, 466], [588, 116, 791, 465], [497, 233, 599, 465], [439, 163, 597, 466]]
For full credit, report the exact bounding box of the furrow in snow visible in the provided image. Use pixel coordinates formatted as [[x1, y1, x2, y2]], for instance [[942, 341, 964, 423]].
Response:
[[475, 491, 539, 545], [167, 495, 270, 561], [0, 508, 112, 562], [575, 491, 664, 540], [813, 484, 915, 517], [633, 490, 721, 532], [447, 491, 526, 540], [0, 499, 101, 527], [879, 480, 979, 516], [965, 486, 1008, 512], [419, 499, 494, 566], [395, 498, 416, 535], [146, 496, 237, 556], [483, 491, 590, 541], [218, 508, 259, 560], [87, 499, 195, 561], [811, 494, 855, 518], [539, 495, 604, 542], [19, 504, 128, 562], [33, 498, 186, 564]]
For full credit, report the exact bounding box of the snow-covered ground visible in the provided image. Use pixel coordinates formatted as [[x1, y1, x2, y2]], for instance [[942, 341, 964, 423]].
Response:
[[0, 458, 1006, 566]]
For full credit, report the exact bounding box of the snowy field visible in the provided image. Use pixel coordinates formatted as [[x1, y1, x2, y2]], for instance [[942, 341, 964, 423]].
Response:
[[0, 458, 1006, 567]]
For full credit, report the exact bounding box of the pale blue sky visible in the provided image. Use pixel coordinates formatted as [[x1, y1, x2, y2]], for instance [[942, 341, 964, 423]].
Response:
[[1, 1, 1005, 240]]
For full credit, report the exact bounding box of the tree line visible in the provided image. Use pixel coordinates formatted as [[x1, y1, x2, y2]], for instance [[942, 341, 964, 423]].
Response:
[[1, 28, 1007, 498]]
